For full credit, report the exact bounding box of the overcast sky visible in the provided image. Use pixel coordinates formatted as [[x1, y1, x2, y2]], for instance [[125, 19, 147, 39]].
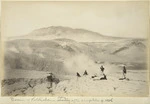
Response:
[[1, 1, 149, 38]]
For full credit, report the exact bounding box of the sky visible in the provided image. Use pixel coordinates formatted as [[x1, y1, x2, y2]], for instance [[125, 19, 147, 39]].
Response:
[[1, 1, 149, 38]]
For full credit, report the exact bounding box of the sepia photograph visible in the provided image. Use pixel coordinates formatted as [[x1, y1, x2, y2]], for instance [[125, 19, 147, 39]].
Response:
[[1, 1, 149, 97]]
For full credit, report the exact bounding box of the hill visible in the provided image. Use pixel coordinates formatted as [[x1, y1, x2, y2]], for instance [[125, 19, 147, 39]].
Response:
[[8, 26, 125, 42], [4, 37, 147, 76], [2, 26, 148, 96]]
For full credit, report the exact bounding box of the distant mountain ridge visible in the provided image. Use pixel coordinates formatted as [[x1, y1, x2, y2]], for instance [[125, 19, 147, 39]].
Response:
[[4, 26, 147, 75], [31, 26, 102, 36], [8, 26, 127, 42]]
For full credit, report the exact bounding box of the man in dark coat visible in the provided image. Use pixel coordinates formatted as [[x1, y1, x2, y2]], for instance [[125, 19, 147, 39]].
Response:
[[123, 65, 127, 79], [100, 65, 105, 73], [83, 70, 88, 75], [47, 73, 54, 88]]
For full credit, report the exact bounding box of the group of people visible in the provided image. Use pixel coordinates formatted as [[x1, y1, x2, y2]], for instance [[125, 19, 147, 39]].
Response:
[[100, 65, 127, 80], [76, 65, 127, 80], [46, 65, 127, 90], [99, 65, 107, 80], [76, 70, 88, 77]]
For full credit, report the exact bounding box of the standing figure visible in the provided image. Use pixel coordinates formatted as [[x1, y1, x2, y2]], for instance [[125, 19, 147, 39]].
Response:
[[100, 65, 105, 73], [47, 73, 54, 89], [83, 70, 88, 75], [123, 65, 127, 79]]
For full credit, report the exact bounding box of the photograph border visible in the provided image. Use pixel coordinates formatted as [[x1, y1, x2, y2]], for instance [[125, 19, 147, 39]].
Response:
[[0, 0, 150, 104]]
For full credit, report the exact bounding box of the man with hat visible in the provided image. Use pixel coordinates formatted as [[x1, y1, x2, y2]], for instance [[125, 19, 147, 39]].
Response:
[[47, 73, 54, 88]]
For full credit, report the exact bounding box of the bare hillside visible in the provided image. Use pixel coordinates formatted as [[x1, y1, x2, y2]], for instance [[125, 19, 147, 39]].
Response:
[[2, 26, 148, 96], [8, 26, 125, 42]]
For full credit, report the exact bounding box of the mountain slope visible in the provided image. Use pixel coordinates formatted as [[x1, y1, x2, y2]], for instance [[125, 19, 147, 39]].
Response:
[[4, 26, 147, 76], [4, 38, 147, 75], [2, 26, 148, 97], [8, 26, 124, 42]]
